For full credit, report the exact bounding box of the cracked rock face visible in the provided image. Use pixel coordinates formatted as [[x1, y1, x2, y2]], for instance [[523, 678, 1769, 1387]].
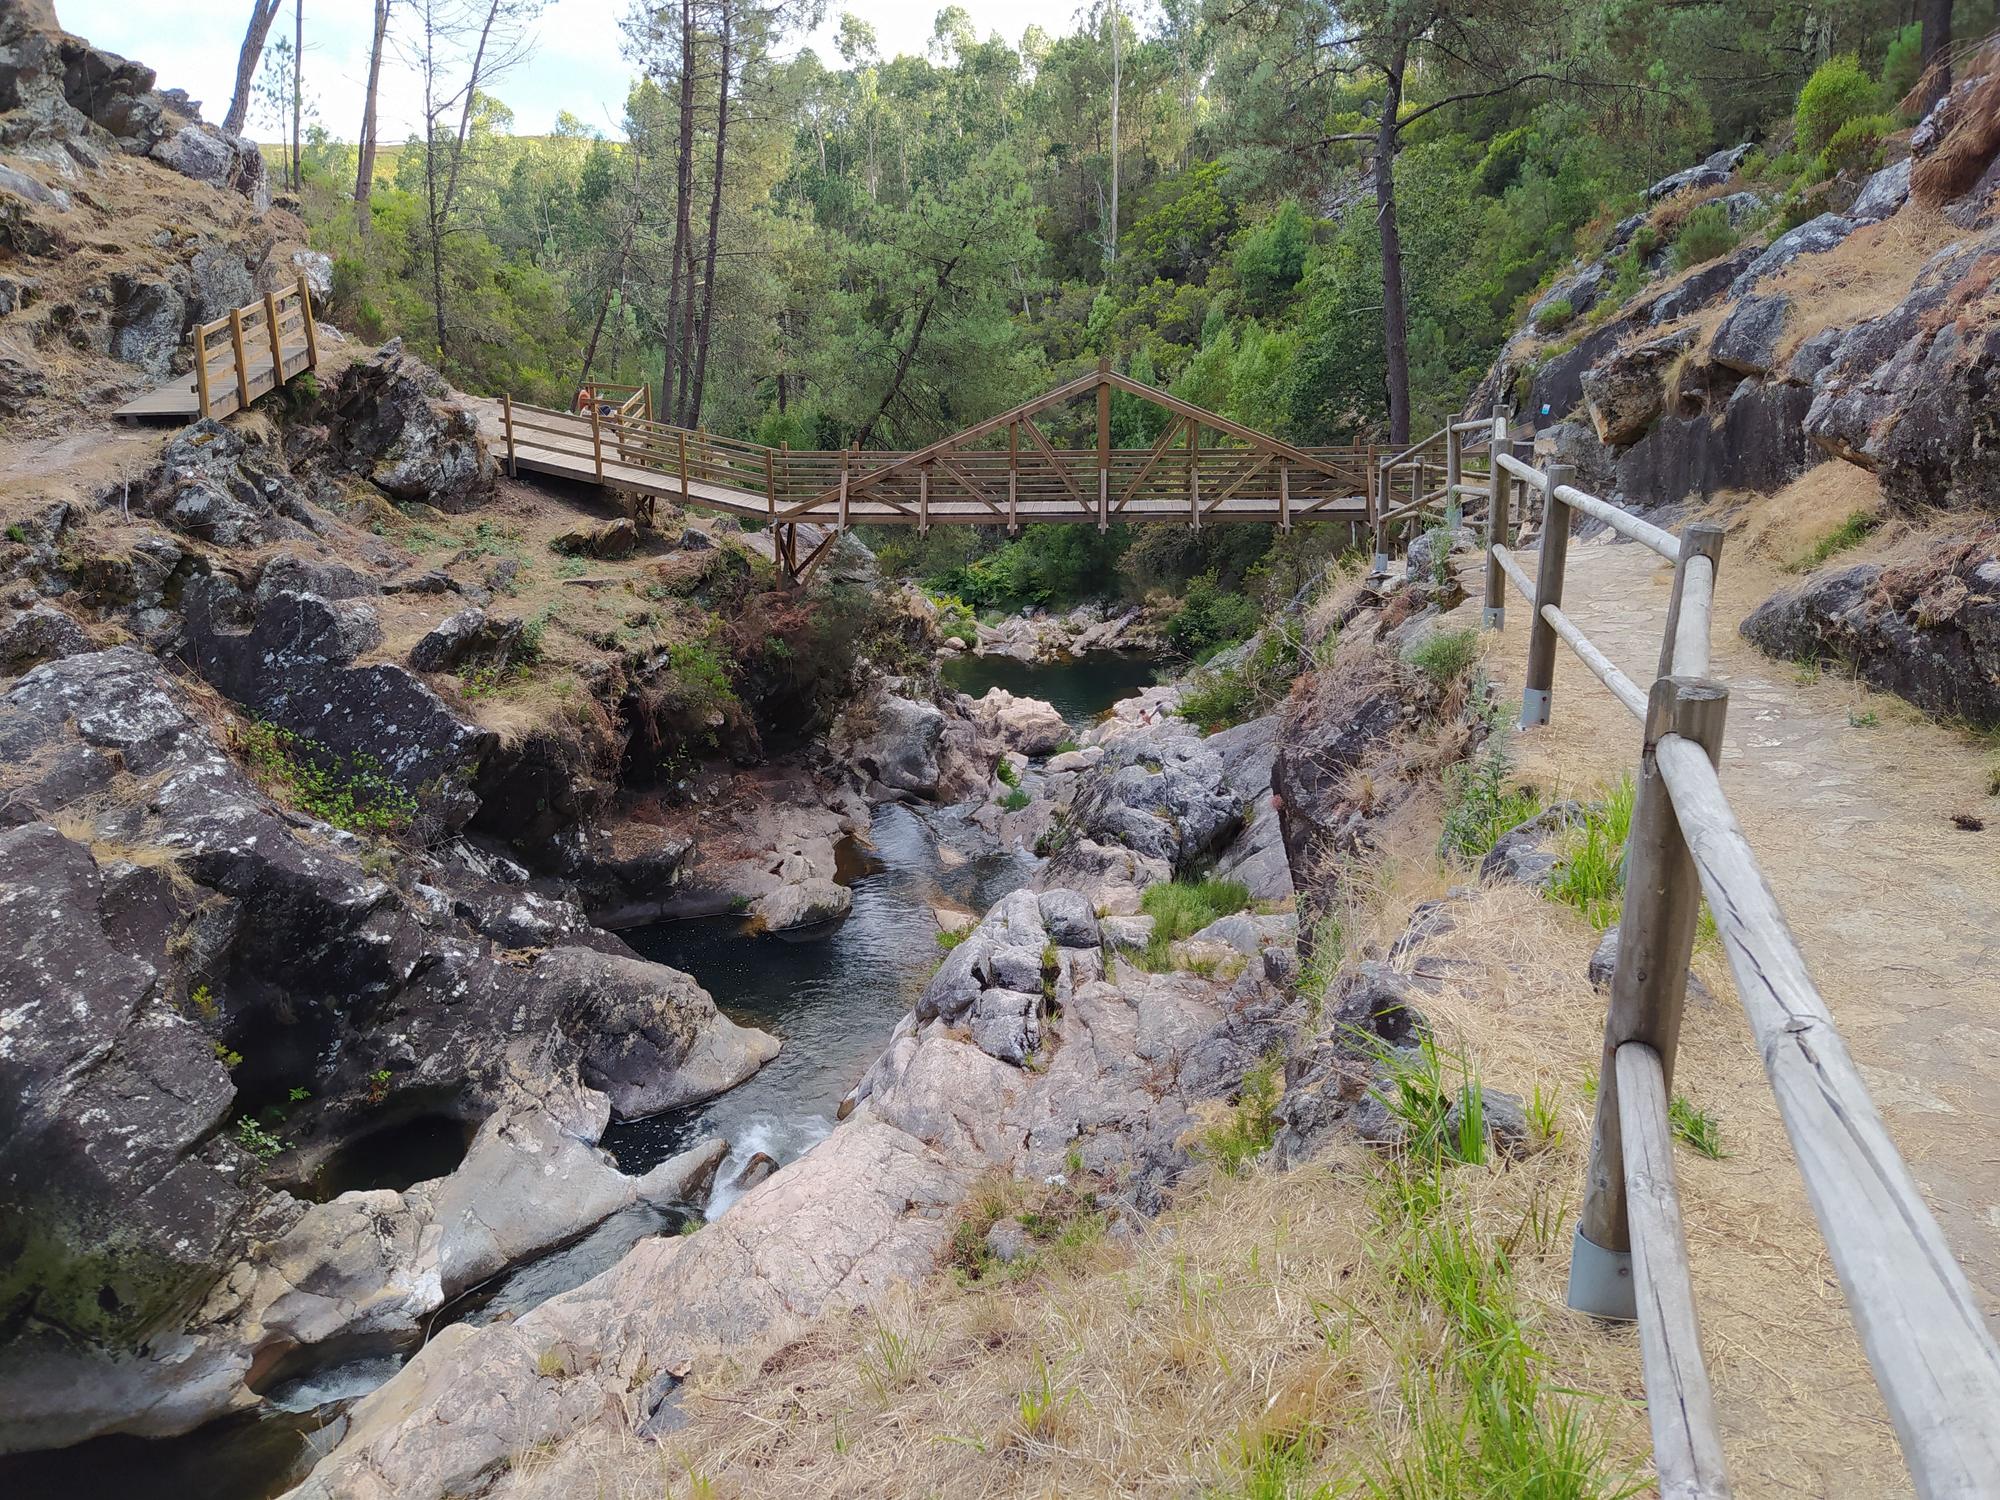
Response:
[[0, 649, 777, 1450], [329, 340, 497, 514], [1803, 226, 2000, 511]]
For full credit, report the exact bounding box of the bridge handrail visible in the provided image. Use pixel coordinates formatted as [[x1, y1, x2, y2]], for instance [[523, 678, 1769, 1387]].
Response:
[[1476, 448, 2000, 1498], [191, 276, 318, 421]]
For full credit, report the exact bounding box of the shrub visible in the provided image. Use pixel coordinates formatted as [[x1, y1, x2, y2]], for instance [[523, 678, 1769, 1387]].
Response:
[[1001, 787, 1031, 812], [1198, 1051, 1282, 1175], [1795, 54, 1880, 155], [1671, 202, 1738, 270], [1440, 737, 1542, 863], [1176, 627, 1303, 733], [233, 720, 420, 835], [1880, 22, 1925, 110], [1405, 627, 1478, 688], [1532, 298, 1573, 335], [1820, 112, 1895, 177], [1165, 571, 1262, 657]]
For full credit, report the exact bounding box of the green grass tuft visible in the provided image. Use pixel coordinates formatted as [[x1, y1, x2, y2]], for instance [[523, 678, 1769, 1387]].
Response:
[[1136, 876, 1252, 971], [1199, 1051, 1283, 1176], [1669, 1094, 1727, 1159], [1546, 780, 1635, 929], [1405, 628, 1479, 688], [1785, 509, 1879, 573]]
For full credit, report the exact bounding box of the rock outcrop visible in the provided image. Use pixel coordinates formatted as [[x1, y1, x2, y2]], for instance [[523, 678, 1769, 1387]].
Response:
[[1741, 533, 2000, 728], [0, 648, 777, 1448], [328, 340, 497, 514]]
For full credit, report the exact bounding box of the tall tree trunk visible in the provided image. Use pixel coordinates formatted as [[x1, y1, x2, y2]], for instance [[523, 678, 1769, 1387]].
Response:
[[686, 2, 732, 428], [1105, 0, 1119, 268], [1917, 0, 1953, 113], [855, 241, 968, 448], [1374, 39, 1412, 446], [659, 0, 698, 421], [224, 0, 283, 136], [354, 0, 391, 213], [290, 0, 302, 190], [442, 0, 502, 224]]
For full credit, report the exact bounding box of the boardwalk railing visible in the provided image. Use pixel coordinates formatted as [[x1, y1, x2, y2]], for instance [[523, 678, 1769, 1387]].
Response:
[[1474, 441, 2000, 1497], [191, 277, 319, 421], [496, 363, 1376, 544]]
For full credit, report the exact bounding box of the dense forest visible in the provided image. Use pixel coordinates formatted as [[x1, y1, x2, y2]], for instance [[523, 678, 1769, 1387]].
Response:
[[287, 0, 1980, 610]]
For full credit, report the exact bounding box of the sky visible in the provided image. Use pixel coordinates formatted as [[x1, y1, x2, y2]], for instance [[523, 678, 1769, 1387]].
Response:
[[57, 0, 1089, 144]]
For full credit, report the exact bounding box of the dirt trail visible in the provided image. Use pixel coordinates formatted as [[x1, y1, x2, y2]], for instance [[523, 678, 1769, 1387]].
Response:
[[1502, 528, 2000, 1343]]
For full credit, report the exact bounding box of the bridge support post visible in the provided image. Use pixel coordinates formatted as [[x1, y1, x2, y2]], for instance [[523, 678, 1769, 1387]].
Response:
[[1568, 675, 1729, 1321], [296, 274, 319, 370], [1520, 462, 1572, 728], [1007, 424, 1020, 535], [502, 394, 517, 478], [1278, 462, 1290, 533]]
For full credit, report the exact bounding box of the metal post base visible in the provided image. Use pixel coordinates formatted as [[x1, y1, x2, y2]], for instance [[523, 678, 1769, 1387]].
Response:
[[1520, 687, 1550, 729], [1565, 1226, 1636, 1321], [1483, 605, 1505, 630], [1372, 550, 1390, 578]]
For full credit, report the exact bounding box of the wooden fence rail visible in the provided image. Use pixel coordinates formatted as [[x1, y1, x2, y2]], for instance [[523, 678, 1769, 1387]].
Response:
[[1466, 435, 2000, 1497], [191, 277, 318, 420]]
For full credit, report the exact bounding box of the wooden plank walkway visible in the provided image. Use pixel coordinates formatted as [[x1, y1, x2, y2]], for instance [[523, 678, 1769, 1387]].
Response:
[[114, 278, 320, 422], [470, 367, 1374, 535]]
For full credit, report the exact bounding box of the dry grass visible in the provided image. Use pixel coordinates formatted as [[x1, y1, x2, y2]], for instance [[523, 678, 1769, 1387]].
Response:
[[1763, 205, 1967, 362], [1719, 461, 1889, 571], [1910, 42, 2000, 208]]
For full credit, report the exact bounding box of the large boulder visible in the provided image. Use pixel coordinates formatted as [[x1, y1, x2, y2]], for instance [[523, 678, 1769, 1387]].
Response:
[[183, 576, 494, 828], [1645, 142, 1752, 203], [1741, 536, 2000, 728], [136, 419, 321, 546], [1804, 226, 2000, 511], [1709, 293, 1791, 376], [0, 649, 779, 1448], [1581, 329, 1694, 447], [1729, 213, 1856, 298], [1052, 715, 1242, 873], [329, 340, 497, 514], [831, 684, 946, 798], [970, 686, 1069, 756]]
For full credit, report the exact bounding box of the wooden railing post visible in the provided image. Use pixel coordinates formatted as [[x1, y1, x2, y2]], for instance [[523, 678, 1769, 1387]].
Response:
[[590, 401, 604, 481], [194, 324, 215, 419], [1279, 461, 1290, 533], [261, 290, 282, 387], [1444, 421, 1463, 533], [1520, 461, 1573, 728], [918, 462, 930, 536], [1657, 521, 1725, 681], [1569, 674, 1729, 1321], [678, 430, 690, 502], [296, 274, 319, 369], [1187, 419, 1200, 530], [1096, 354, 1111, 533], [1372, 459, 1390, 574], [1481, 404, 1512, 628], [502, 393, 517, 478], [764, 447, 776, 517], [1007, 422, 1020, 535], [226, 307, 250, 417]]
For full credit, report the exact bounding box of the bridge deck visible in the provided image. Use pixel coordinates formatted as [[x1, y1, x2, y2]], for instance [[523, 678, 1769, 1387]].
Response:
[[470, 398, 1370, 529]]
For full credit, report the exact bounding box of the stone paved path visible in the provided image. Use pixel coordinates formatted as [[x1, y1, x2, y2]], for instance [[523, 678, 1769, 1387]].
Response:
[[1503, 532, 2000, 1320]]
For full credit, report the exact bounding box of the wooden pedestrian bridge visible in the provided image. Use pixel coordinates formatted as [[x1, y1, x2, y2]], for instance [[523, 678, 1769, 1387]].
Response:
[[471, 361, 1376, 579]]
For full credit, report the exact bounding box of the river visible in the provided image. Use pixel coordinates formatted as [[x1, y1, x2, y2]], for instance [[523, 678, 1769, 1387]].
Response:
[[0, 649, 1156, 1499]]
